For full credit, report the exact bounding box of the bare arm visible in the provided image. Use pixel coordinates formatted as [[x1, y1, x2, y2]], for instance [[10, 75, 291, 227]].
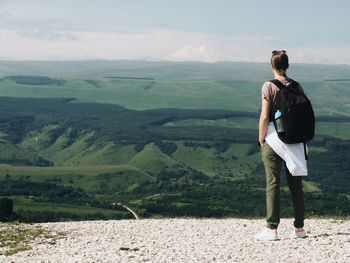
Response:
[[259, 98, 271, 146]]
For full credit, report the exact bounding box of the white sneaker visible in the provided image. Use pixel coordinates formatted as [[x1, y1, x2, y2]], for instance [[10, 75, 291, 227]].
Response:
[[255, 227, 279, 241], [293, 227, 307, 238]]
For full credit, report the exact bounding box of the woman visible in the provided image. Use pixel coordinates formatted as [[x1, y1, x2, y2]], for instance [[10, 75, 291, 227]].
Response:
[[256, 50, 307, 241]]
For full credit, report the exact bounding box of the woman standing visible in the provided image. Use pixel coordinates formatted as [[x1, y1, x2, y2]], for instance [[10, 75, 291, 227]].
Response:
[[256, 50, 308, 241]]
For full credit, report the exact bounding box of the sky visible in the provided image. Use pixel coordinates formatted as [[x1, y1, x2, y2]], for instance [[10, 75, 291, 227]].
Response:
[[0, 0, 349, 64]]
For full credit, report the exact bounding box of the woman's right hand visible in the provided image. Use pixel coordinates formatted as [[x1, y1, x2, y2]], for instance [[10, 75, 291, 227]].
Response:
[[259, 138, 265, 147]]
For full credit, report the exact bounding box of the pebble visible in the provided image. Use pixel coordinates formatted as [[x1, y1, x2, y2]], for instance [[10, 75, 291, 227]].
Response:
[[0, 219, 349, 263]]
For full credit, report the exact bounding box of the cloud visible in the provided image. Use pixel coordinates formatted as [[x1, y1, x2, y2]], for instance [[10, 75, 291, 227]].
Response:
[[167, 45, 221, 62], [0, 9, 10, 18], [0, 15, 76, 41], [290, 46, 350, 64], [0, 27, 215, 60], [0, 0, 12, 7], [0, 22, 349, 64]]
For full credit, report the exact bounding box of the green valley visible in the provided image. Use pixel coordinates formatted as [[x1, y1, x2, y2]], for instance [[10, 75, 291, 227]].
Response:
[[0, 61, 349, 221]]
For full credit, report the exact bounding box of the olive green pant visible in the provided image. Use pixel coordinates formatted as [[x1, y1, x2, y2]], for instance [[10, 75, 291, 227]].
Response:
[[261, 142, 305, 229]]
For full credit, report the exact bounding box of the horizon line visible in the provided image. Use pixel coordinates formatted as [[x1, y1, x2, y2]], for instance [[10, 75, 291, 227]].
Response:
[[0, 59, 349, 67]]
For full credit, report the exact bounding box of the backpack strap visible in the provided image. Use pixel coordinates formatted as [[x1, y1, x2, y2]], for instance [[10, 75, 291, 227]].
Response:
[[270, 79, 286, 90], [270, 79, 303, 94], [303, 142, 308, 160]]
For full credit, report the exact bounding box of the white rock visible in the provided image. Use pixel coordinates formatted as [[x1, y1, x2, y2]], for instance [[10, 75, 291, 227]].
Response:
[[1, 219, 349, 263]]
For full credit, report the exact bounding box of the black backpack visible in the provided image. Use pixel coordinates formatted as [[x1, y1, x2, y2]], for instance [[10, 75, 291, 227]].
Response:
[[270, 79, 315, 144]]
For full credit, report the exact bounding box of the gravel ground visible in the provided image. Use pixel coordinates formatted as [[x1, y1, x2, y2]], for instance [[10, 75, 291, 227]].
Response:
[[1, 218, 349, 263]]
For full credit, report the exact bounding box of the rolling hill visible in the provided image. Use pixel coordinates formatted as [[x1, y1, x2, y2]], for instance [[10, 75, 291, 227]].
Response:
[[0, 61, 349, 221], [1, 61, 350, 115]]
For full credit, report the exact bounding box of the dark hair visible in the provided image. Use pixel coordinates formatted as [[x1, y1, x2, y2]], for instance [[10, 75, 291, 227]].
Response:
[[271, 50, 289, 76]]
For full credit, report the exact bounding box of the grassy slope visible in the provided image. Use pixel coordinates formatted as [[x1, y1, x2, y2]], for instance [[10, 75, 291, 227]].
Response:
[[2, 77, 349, 115], [0, 164, 156, 193], [0, 78, 261, 111], [10, 196, 125, 215], [171, 142, 260, 178], [129, 143, 187, 178], [19, 127, 137, 166], [1, 77, 349, 115], [167, 118, 350, 140], [1, 61, 350, 115]]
